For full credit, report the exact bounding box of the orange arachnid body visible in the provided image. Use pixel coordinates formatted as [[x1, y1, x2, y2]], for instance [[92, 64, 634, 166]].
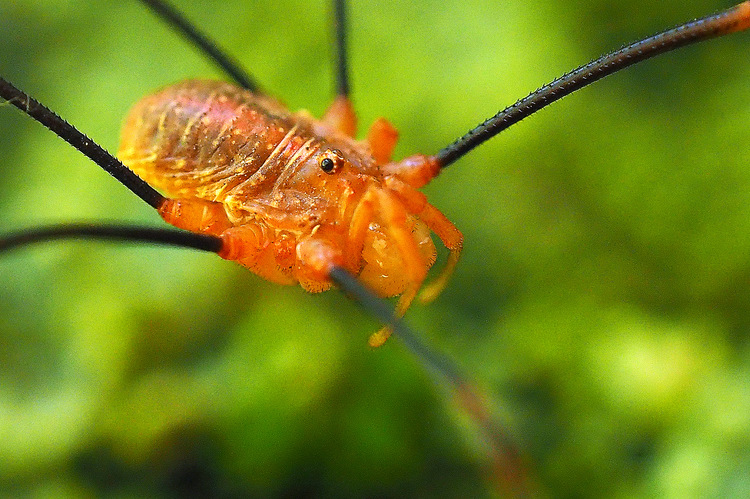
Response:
[[118, 80, 462, 346]]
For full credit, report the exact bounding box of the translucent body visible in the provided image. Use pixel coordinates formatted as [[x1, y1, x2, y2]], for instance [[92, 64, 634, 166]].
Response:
[[118, 80, 462, 345]]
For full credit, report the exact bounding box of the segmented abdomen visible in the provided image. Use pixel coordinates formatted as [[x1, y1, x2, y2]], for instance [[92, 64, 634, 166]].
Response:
[[118, 80, 303, 203]]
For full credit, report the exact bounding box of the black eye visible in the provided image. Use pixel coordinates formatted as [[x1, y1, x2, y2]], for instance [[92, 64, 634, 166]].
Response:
[[319, 149, 344, 174], [320, 158, 335, 173]]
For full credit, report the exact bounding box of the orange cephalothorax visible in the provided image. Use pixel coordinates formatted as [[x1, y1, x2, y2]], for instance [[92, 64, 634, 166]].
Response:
[[118, 80, 462, 346]]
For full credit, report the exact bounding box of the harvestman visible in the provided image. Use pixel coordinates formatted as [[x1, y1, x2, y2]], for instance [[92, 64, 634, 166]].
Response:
[[1, 0, 749, 492]]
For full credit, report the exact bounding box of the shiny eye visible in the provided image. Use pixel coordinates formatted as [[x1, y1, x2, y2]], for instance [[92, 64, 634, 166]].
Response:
[[319, 149, 345, 174]]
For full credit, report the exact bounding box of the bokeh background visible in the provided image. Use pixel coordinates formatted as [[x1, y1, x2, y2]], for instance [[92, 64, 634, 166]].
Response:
[[1, 0, 750, 496]]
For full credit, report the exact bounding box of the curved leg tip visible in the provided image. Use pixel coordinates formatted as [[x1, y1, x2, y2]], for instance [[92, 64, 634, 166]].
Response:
[[368, 328, 392, 347]]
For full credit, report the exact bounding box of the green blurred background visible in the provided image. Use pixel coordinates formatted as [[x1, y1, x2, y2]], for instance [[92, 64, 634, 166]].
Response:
[[1, 0, 750, 496]]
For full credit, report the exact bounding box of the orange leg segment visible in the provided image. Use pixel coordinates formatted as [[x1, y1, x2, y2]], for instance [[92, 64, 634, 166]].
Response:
[[383, 177, 464, 303], [296, 232, 344, 292], [159, 197, 296, 285], [158, 197, 233, 236], [415, 203, 463, 304], [368, 189, 429, 348], [221, 223, 298, 286], [381, 154, 441, 189], [346, 188, 376, 273]]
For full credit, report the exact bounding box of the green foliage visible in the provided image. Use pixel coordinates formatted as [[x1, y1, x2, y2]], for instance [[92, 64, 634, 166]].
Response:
[[1, 0, 749, 496]]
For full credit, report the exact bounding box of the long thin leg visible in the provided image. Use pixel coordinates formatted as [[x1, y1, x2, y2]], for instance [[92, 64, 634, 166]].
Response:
[[323, 0, 357, 136], [332, 0, 351, 99], [0, 224, 221, 254], [435, 1, 750, 167], [0, 77, 165, 210], [138, 0, 260, 92], [0, 222, 527, 494], [329, 267, 530, 496]]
